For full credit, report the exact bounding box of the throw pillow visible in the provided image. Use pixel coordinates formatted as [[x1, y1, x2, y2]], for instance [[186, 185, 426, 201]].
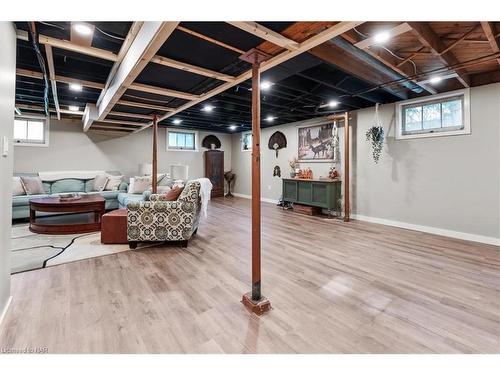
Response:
[[130, 176, 152, 194], [163, 186, 184, 201], [93, 174, 109, 192], [157, 185, 171, 194], [104, 175, 123, 191], [20, 176, 45, 195], [12, 177, 26, 196]]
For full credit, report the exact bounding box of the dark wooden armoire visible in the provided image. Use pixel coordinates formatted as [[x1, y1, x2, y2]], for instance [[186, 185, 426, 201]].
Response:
[[204, 150, 224, 197]]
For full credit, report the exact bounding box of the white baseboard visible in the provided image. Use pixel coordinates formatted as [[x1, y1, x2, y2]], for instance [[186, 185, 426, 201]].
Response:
[[232, 193, 278, 205], [0, 296, 12, 328], [352, 214, 500, 246]]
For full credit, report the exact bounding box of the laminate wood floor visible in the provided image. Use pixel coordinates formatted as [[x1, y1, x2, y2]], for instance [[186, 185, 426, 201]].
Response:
[[0, 197, 499, 353]]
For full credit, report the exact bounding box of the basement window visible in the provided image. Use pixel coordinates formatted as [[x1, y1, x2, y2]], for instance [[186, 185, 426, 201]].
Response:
[[167, 129, 197, 151], [13, 117, 49, 147], [395, 88, 470, 140]]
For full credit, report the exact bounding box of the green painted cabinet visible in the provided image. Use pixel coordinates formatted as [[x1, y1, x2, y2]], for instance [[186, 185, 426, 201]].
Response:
[[282, 178, 341, 215]]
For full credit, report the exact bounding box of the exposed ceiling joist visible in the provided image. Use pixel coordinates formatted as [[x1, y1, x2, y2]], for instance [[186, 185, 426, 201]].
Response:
[[176, 25, 245, 54], [129, 82, 200, 101], [407, 22, 470, 87], [44, 45, 61, 120], [151, 55, 235, 82], [227, 22, 299, 51], [16, 29, 118, 62], [341, 32, 436, 95], [355, 22, 412, 49], [108, 111, 154, 120], [144, 21, 364, 131], [116, 99, 174, 112], [480, 22, 500, 66], [99, 119, 145, 126], [16, 103, 83, 115], [97, 22, 144, 103], [91, 22, 180, 131], [17, 68, 105, 90]]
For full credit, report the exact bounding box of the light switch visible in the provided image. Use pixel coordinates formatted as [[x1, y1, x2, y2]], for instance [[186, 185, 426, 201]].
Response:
[[2, 136, 8, 157]]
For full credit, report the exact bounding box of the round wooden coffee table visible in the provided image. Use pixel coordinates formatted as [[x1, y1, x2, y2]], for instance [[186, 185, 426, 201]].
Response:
[[29, 194, 106, 234]]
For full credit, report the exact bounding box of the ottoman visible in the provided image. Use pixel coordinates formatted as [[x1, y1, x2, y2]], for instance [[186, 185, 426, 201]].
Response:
[[101, 209, 128, 244]]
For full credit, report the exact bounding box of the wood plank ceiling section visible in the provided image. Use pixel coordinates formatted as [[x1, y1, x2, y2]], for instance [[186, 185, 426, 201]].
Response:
[[13, 21, 500, 135]]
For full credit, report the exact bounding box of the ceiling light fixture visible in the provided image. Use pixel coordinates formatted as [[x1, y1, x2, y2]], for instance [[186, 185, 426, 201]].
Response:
[[261, 81, 273, 90], [68, 105, 79, 112], [266, 116, 275, 122], [202, 105, 214, 112], [73, 23, 93, 36], [228, 125, 238, 131], [374, 31, 391, 44], [172, 119, 182, 125], [69, 83, 82, 92], [328, 100, 339, 108], [429, 76, 443, 84]]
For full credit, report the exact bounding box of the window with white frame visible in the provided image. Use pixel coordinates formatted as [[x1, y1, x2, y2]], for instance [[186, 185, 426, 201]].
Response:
[[167, 129, 197, 151], [13, 117, 48, 146], [395, 88, 470, 140]]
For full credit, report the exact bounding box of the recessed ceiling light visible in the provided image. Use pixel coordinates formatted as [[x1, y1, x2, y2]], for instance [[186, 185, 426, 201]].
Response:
[[328, 100, 339, 108], [68, 105, 79, 112], [69, 83, 82, 92], [172, 119, 182, 125], [429, 76, 443, 84], [73, 23, 93, 36], [228, 125, 238, 131], [261, 81, 273, 90], [374, 31, 391, 44], [202, 105, 214, 112], [266, 116, 275, 122]]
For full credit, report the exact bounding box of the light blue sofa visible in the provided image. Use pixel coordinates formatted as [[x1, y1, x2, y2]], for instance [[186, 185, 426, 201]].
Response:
[[117, 177, 179, 209], [12, 171, 128, 220]]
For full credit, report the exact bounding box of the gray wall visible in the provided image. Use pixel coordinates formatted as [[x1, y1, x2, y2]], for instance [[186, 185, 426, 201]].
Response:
[[231, 84, 500, 240], [0, 23, 16, 322], [14, 119, 232, 180]]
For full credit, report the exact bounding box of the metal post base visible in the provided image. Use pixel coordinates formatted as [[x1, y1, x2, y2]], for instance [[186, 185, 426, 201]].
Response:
[[241, 292, 272, 316]]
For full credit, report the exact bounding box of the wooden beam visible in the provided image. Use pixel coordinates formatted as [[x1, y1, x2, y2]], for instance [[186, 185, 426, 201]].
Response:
[[152, 115, 158, 194], [176, 25, 245, 54], [116, 99, 174, 112], [70, 22, 95, 47], [129, 82, 200, 101], [440, 25, 480, 56], [341, 32, 437, 95], [147, 22, 364, 130], [17, 68, 105, 90], [343, 113, 350, 222], [151, 55, 235, 82], [92, 124, 135, 131], [93, 22, 179, 130], [97, 22, 143, 106], [44, 45, 61, 120], [355, 23, 412, 49], [16, 103, 83, 116], [108, 111, 154, 120], [99, 119, 145, 126], [480, 22, 500, 66], [407, 22, 470, 87], [227, 21, 299, 51], [16, 29, 118, 62]]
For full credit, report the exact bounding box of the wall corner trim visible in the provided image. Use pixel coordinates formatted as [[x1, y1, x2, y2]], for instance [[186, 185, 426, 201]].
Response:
[[351, 214, 500, 246], [0, 296, 13, 328]]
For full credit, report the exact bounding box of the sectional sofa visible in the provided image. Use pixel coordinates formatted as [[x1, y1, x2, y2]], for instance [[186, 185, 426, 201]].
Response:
[[12, 171, 128, 220]]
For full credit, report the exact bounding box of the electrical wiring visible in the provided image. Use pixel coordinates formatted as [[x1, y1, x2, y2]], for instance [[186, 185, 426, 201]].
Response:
[[27, 22, 50, 117], [37, 21, 126, 41]]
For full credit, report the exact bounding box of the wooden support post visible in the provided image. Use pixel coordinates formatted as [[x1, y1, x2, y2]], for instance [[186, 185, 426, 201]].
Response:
[[152, 114, 158, 194], [240, 49, 272, 315], [250, 60, 262, 302], [343, 113, 350, 222]]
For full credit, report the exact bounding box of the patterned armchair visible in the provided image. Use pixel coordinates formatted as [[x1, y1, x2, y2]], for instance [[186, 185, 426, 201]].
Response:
[[126, 181, 201, 249]]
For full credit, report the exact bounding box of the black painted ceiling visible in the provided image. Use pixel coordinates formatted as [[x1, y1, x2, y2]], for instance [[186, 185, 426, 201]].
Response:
[[14, 21, 403, 132]]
